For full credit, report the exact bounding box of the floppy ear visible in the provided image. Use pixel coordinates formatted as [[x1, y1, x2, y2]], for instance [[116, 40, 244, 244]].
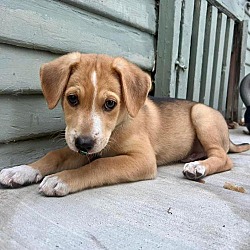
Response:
[[112, 57, 152, 117], [40, 52, 81, 109]]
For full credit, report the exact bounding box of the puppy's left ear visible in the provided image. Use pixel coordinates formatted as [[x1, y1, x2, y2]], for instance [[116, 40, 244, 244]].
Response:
[[40, 52, 81, 109], [113, 57, 152, 117]]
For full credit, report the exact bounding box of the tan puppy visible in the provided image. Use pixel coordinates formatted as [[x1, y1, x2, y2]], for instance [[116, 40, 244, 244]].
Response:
[[0, 53, 249, 196]]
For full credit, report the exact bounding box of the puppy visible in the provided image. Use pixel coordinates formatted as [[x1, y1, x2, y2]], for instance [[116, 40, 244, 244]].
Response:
[[0, 53, 249, 196]]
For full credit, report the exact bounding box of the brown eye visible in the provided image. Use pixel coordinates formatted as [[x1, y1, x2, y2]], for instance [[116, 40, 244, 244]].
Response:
[[104, 100, 117, 111], [67, 94, 79, 107]]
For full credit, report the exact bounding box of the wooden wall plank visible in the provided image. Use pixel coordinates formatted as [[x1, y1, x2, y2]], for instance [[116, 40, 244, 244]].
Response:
[[218, 18, 234, 114], [0, 136, 66, 168], [0, 0, 157, 167], [199, 6, 218, 105], [209, 12, 227, 109], [155, 0, 182, 97], [61, 0, 156, 34], [0, 95, 65, 143], [0, 0, 154, 70], [175, 0, 195, 99], [0, 44, 57, 94], [187, 0, 207, 101]]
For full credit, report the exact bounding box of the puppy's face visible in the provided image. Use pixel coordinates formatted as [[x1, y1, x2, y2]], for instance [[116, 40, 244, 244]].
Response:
[[40, 53, 151, 155], [63, 58, 123, 154]]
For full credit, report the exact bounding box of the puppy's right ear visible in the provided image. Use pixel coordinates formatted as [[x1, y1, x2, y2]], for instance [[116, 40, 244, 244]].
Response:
[[40, 52, 81, 109]]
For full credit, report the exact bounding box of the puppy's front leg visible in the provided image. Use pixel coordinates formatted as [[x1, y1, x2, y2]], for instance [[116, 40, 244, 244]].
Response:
[[0, 147, 88, 188], [39, 154, 157, 196]]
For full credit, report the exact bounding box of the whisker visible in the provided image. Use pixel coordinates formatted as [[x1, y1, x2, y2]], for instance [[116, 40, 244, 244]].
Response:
[[55, 138, 66, 144]]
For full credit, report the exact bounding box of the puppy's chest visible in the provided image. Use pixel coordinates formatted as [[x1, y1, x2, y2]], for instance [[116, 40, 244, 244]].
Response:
[[101, 136, 132, 158], [100, 143, 122, 158]]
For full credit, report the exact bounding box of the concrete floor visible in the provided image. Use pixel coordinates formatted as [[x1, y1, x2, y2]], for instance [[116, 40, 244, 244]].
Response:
[[0, 128, 250, 250]]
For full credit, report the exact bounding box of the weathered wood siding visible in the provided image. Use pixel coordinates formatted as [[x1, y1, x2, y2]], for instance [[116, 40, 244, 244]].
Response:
[[155, 0, 245, 118], [245, 5, 250, 75], [0, 0, 156, 167]]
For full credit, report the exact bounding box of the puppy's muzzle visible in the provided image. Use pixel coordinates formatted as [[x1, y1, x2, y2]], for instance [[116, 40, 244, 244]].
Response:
[[75, 136, 95, 155]]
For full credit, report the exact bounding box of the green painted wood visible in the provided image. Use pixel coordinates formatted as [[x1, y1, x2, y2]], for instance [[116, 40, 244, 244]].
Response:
[[207, 0, 245, 21], [209, 12, 227, 109], [247, 37, 250, 51], [61, 0, 156, 34], [238, 20, 248, 121], [245, 64, 250, 75], [218, 18, 234, 114], [0, 44, 57, 94], [0, 95, 65, 143], [0, 0, 154, 70], [247, 22, 250, 66], [0, 136, 66, 168], [199, 5, 218, 105], [155, 0, 182, 97], [245, 49, 250, 68], [187, 0, 207, 102], [175, 0, 195, 99]]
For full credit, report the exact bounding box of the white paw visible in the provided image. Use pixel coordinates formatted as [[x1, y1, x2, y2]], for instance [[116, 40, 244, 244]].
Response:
[[0, 165, 42, 187], [183, 161, 206, 180], [39, 176, 69, 197]]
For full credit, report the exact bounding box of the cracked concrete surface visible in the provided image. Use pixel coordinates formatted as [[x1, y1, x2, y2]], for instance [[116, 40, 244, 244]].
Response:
[[0, 128, 250, 249]]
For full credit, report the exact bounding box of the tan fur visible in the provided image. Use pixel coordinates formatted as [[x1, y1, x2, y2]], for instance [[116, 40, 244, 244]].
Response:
[[2, 53, 250, 196]]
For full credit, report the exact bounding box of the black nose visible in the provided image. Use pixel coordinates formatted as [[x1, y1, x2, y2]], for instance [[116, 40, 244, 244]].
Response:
[[75, 136, 95, 153]]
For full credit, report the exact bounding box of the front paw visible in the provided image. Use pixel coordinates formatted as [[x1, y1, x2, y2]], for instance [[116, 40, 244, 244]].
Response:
[[39, 175, 69, 197], [0, 165, 42, 187], [183, 161, 206, 180]]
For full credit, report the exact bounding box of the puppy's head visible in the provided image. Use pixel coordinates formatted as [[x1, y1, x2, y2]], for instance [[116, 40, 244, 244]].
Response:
[[40, 53, 151, 154]]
